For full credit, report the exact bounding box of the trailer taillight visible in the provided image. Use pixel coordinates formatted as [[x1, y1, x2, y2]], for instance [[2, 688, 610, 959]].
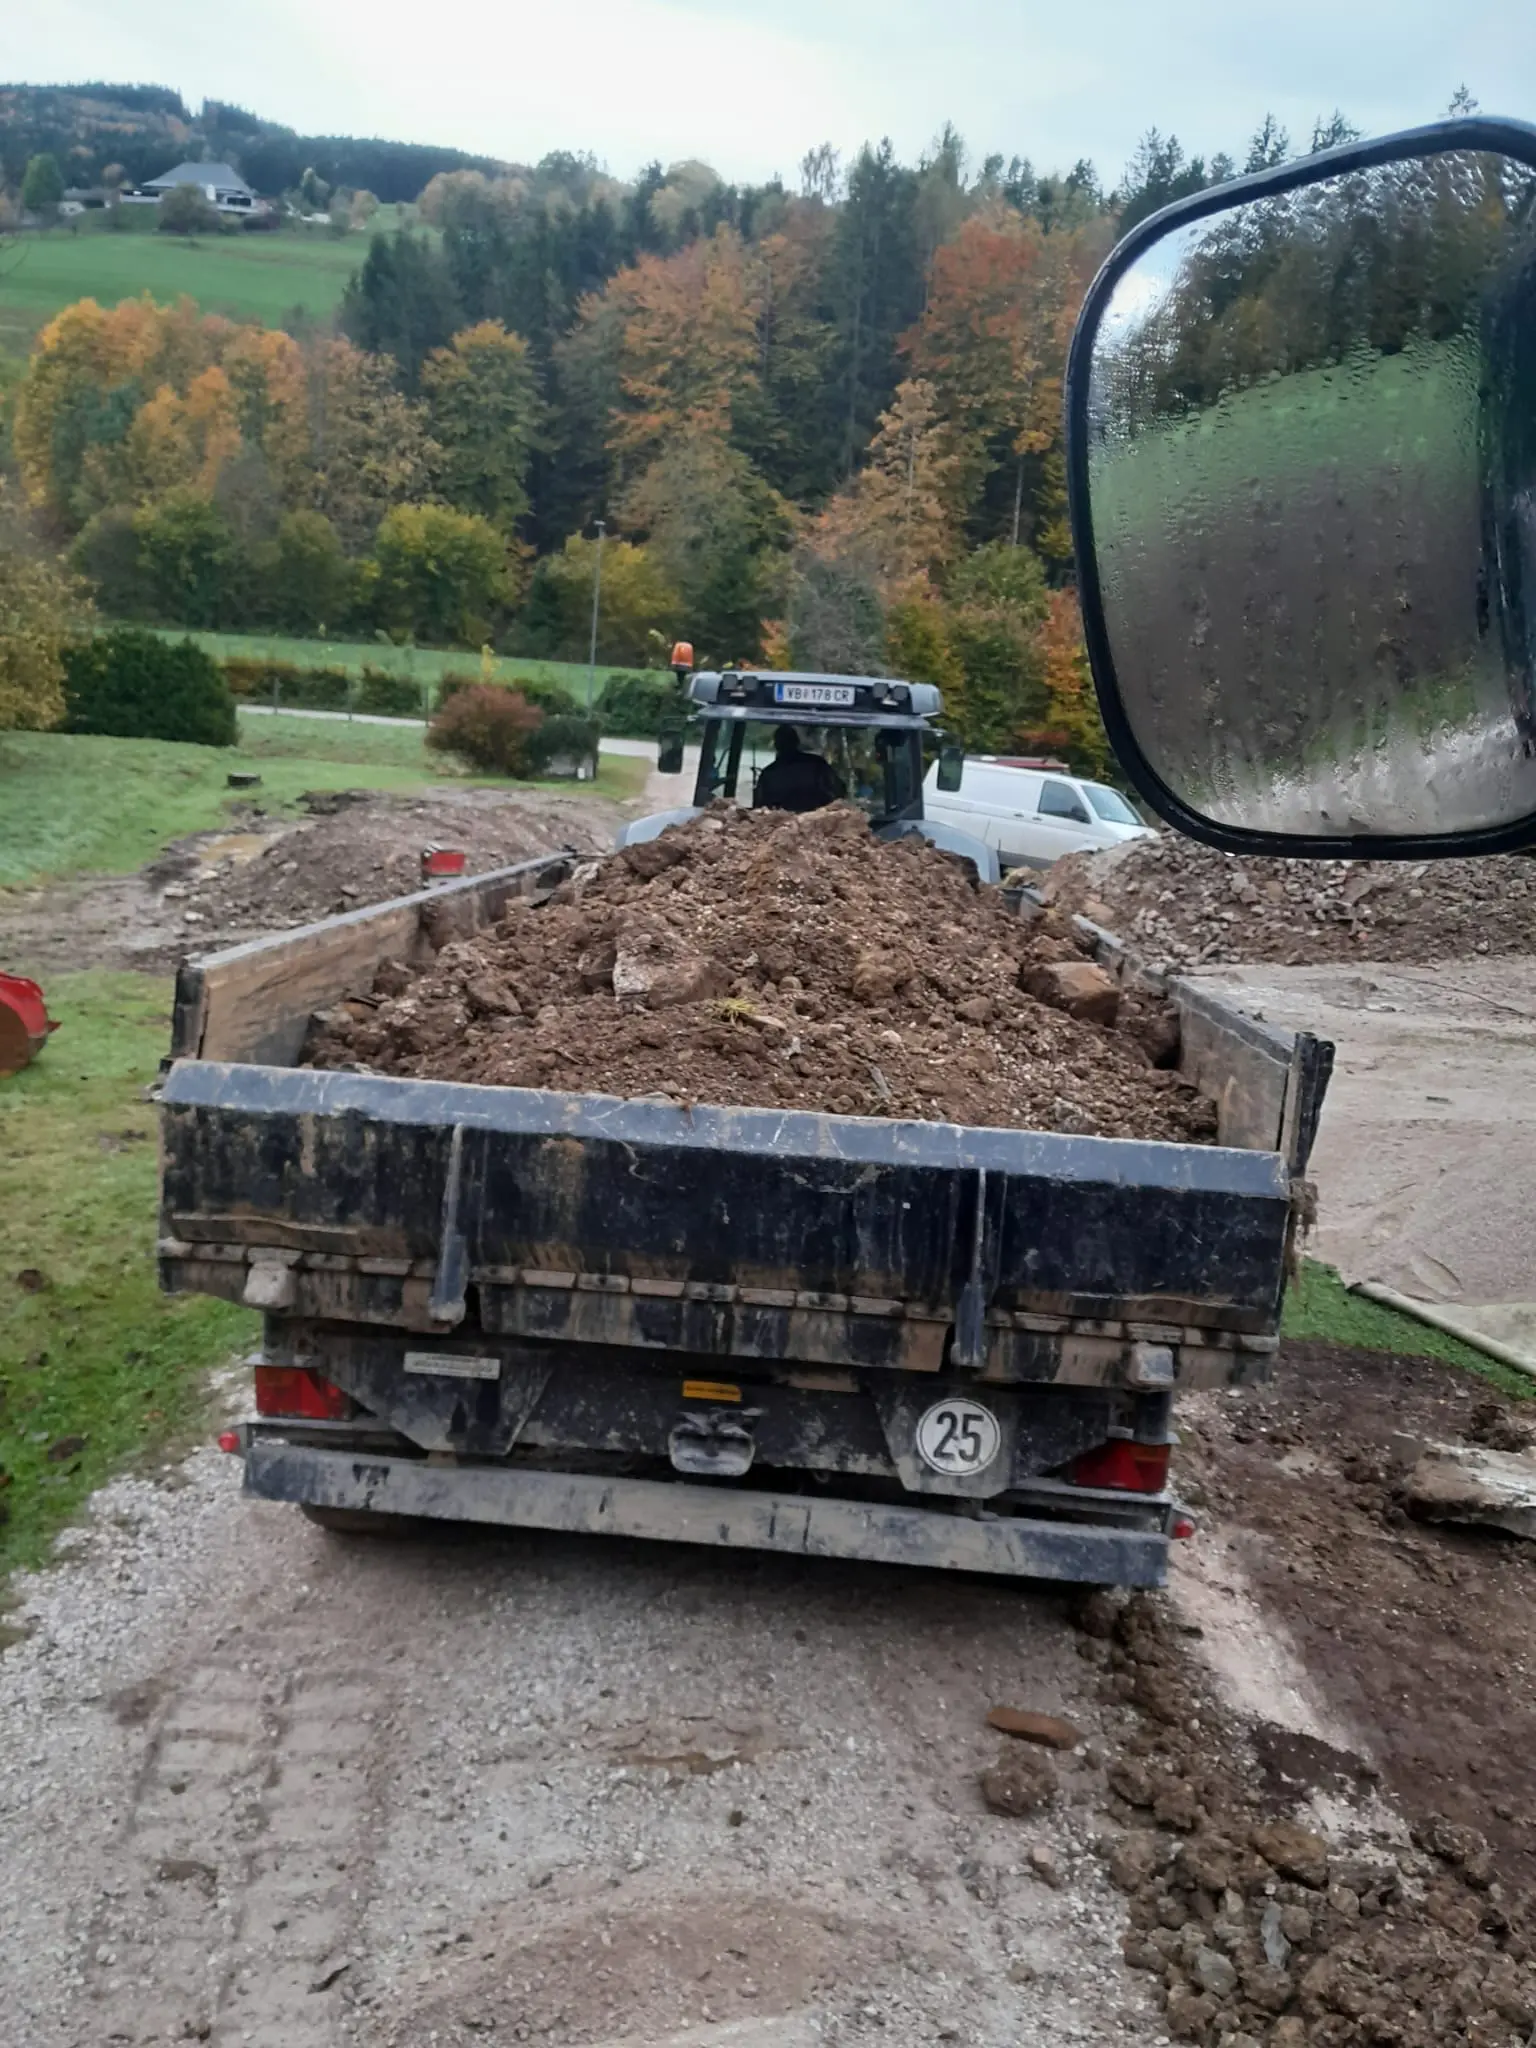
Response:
[[1069, 1439, 1171, 1494], [253, 1366, 352, 1421]]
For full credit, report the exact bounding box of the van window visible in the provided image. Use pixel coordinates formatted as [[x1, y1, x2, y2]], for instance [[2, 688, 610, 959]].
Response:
[[960, 764, 1036, 808], [1038, 779, 1091, 824], [1084, 783, 1142, 826]]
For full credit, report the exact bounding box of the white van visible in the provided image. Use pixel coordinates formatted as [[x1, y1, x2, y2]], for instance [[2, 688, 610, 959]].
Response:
[[921, 755, 1153, 871]]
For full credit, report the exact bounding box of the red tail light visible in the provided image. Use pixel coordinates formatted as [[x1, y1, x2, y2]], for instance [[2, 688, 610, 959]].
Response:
[[1069, 1439, 1171, 1494], [253, 1366, 352, 1420]]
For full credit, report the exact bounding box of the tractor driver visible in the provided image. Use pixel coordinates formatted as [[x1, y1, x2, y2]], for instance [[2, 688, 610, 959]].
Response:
[[752, 725, 846, 813]]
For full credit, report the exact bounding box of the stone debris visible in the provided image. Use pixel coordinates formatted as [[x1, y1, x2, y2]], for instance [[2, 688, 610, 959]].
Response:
[[1401, 1442, 1536, 1539], [1092, 1592, 1536, 2047], [308, 803, 1218, 1143], [1044, 832, 1536, 968], [979, 1746, 1058, 1817]]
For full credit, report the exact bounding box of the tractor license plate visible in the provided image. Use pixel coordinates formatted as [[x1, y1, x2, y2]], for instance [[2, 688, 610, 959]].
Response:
[[774, 682, 855, 707]]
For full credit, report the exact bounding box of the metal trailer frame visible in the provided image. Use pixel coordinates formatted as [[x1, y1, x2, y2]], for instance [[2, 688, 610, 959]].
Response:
[[161, 850, 1331, 1586]]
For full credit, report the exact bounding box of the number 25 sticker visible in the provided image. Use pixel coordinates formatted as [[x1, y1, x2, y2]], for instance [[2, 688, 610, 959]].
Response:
[[916, 1397, 1002, 1476]]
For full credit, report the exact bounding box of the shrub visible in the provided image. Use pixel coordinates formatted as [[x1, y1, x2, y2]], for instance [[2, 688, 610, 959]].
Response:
[[217, 658, 351, 709], [434, 670, 580, 716], [426, 684, 541, 776], [523, 712, 601, 778], [355, 665, 426, 716], [66, 630, 237, 746], [595, 670, 683, 739]]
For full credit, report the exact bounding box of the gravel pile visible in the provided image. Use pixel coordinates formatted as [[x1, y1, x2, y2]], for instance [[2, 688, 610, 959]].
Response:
[[1044, 833, 1536, 969], [308, 802, 1219, 1144]]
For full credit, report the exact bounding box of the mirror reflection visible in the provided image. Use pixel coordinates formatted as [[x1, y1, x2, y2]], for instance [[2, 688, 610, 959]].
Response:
[[1087, 149, 1536, 838]]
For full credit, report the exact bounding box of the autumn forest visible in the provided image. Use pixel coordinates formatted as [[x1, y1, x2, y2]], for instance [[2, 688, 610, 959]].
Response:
[[6, 115, 1370, 766]]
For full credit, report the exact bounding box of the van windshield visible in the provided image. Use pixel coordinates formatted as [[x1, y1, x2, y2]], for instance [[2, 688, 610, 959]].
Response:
[[1084, 784, 1143, 826]]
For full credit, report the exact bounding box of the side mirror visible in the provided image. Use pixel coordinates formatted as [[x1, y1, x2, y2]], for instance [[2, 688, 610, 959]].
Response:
[[936, 743, 965, 794], [657, 738, 684, 776], [1068, 117, 1536, 858]]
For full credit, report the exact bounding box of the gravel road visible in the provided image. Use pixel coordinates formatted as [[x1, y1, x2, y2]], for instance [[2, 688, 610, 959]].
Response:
[[0, 1423, 1160, 2048]]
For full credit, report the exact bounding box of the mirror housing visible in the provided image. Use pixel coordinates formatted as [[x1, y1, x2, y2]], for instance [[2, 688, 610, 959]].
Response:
[[936, 743, 965, 794], [1068, 117, 1536, 859], [657, 737, 685, 776]]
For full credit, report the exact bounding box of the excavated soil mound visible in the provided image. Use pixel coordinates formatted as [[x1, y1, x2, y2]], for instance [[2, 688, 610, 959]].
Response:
[[308, 804, 1219, 1143], [164, 787, 621, 939], [1090, 1579, 1536, 2048], [1044, 833, 1536, 969]]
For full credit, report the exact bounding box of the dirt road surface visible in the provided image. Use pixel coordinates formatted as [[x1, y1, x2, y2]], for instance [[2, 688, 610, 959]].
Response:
[[0, 1426, 1155, 2048], [9, 1339, 1536, 2048]]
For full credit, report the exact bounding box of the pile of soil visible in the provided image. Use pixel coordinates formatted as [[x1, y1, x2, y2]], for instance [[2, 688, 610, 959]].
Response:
[[1044, 833, 1536, 969], [308, 803, 1220, 1143], [1090, 1584, 1536, 2048], [1082, 1343, 1536, 2046], [162, 787, 621, 938]]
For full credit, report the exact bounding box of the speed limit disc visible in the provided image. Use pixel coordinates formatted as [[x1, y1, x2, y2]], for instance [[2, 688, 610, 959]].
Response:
[[915, 1396, 1002, 1477]]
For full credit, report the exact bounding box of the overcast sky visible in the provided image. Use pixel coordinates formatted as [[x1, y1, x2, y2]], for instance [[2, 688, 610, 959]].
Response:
[[11, 0, 1531, 190]]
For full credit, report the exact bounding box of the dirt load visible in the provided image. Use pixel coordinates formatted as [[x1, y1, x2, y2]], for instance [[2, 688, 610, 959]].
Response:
[[308, 803, 1219, 1143], [1043, 832, 1536, 969]]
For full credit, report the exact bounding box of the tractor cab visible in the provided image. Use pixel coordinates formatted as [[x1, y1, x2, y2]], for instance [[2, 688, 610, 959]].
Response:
[[616, 661, 999, 882]]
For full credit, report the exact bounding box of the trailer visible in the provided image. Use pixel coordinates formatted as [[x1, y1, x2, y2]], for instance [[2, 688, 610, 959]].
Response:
[[158, 850, 1332, 1588]]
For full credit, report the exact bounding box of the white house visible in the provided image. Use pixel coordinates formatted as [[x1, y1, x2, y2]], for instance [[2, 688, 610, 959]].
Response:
[[130, 162, 259, 214]]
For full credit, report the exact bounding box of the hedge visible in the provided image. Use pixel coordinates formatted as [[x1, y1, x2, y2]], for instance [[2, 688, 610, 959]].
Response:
[[523, 712, 602, 776], [65, 630, 237, 747], [217, 658, 426, 717], [595, 670, 684, 739]]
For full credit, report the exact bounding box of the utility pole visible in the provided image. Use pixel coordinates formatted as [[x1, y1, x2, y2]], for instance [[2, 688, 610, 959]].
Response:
[[587, 518, 606, 700]]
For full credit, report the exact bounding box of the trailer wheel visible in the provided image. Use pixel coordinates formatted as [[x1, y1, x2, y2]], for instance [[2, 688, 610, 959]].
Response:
[[300, 1504, 422, 1537]]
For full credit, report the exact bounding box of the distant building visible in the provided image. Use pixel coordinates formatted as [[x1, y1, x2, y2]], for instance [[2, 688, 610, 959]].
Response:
[[131, 162, 259, 214]]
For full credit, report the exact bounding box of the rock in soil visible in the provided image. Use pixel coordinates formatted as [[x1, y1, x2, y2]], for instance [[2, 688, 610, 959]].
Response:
[[1045, 832, 1536, 968], [980, 1746, 1058, 1816], [308, 803, 1218, 1141]]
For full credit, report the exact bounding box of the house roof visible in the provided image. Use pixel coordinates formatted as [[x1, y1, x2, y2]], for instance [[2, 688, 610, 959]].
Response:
[[144, 162, 253, 194]]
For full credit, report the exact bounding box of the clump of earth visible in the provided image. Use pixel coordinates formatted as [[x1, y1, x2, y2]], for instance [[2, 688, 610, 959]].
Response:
[[307, 802, 1218, 1143], [1043, 832, 1536, 969]]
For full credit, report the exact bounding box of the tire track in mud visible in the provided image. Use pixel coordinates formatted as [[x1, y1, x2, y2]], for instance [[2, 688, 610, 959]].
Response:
[[84, 1650, 398, 2047]]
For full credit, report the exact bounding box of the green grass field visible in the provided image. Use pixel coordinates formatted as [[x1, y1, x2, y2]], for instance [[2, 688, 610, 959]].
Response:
[[0, 210, 409, 351], [0, 720, 644, 890], [1282, 1260, 1535, 1400], [0, 971, 258, 1581], [174, 628, 646, 710]]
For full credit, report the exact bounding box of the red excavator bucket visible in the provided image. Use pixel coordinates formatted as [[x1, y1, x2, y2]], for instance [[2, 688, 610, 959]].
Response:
[[0, 973, 59, 1076]]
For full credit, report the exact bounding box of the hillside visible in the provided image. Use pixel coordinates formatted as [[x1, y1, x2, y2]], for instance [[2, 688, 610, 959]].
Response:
[[0, 82, 504, 201], [0, 209, 392, 351]]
